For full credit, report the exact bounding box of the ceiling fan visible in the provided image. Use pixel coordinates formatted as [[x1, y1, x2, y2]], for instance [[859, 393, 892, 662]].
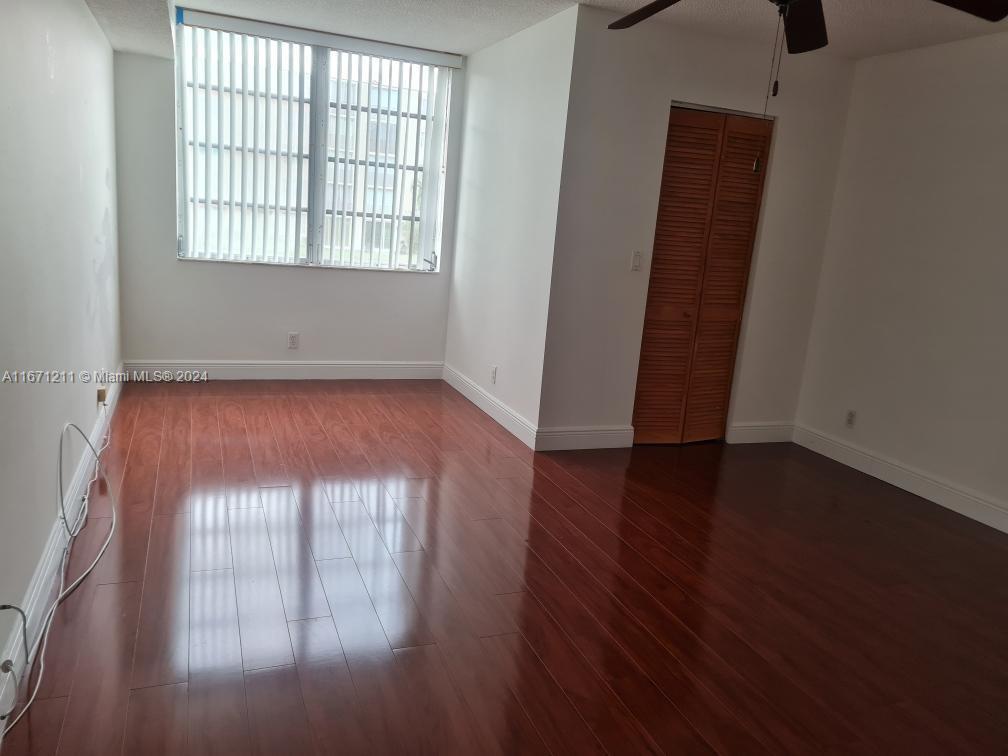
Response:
[[608, 0, 1008, 54]]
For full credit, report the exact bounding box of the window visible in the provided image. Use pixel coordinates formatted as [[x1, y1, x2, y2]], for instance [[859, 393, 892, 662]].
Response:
[[173, 10, 457, 270]]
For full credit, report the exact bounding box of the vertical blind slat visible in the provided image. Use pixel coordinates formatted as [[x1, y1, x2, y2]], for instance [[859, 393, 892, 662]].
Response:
[[228, 33, 237, 258], [189, 27, 198, 255], [407, 65, 427, 266], [246, 37, 256, 260], [430, 70, 450, 264], [406, 64, 419, 268], [202, 28, 211, 256], [389, 61, 405, 268], [283, 43, 293, 261], [294, 44, 305, 263], [262, 39, 272, 260], [332, 50, 348, 264], [340, 55, 355, 266], [379, 62, 394, 267], [380, 58, 391, 265], [375, 58, 386, 266], [177, 27, 190, 257], [371, 58, 379, 267], [239, 35, 248, 258], [426, 67, 444, 264], [216, 29, 224, 257], [306, 45, 329, 268], [364, 53, 376, 266], [365, 56, 378, 267], [272, 43, 282, 261], [350, 55, 365, 266], [419, 67, 439, 267]]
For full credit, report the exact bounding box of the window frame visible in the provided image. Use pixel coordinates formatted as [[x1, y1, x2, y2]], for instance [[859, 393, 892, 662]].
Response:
[[172, 7, 464, 274]]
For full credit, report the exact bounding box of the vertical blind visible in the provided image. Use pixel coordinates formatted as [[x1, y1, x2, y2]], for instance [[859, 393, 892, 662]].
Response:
[[175, 21, 453, 270]]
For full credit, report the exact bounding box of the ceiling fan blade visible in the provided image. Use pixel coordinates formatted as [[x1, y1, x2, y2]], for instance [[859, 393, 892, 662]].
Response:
[[930, 0, 1008, 21], [783, 0, 829, 54], [608, 0, 682, 30]]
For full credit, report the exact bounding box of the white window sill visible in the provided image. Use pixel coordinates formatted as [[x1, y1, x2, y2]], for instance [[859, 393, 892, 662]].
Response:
[[177, 255, 439, 274]]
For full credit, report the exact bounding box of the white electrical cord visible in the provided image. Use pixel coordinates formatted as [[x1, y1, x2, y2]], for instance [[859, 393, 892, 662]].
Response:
[[58, 426, 92, 539], [1, 416, 117, 736], [0, 663, 19, 721]]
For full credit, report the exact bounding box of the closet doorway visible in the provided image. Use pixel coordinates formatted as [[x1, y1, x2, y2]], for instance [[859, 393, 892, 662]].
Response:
[[633, 105, 773, 444]]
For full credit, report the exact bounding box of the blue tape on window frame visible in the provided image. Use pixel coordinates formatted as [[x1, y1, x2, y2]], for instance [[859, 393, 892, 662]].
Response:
[[175, 6, 184, 25]]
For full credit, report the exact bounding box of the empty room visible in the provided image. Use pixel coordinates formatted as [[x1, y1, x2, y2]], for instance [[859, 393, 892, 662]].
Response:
[[2, 0, 1008, 753]]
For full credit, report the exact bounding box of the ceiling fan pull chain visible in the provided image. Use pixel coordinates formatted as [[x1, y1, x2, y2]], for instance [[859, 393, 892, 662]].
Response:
[[772, 6, 786, 99], [762, 11, 783, 118]]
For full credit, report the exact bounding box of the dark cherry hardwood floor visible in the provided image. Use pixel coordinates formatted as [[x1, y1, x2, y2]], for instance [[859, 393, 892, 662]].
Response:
[[3, 379, 1008, 755]]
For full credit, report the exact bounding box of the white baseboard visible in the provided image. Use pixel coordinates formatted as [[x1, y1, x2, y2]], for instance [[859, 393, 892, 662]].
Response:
[[0, 376, 122, 730], [534, 425, 634, 451], [122, 359, 444, 380], [441, 364, 634, 451], [726, 422, 795, 444], [441, 364, 538, 449], [793, 425, 1008, 535]]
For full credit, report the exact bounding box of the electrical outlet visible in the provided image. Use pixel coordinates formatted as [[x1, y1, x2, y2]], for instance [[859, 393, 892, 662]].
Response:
[[631, 251, 642, 272], [287, 332, 300, 350], [845, 410, 857, 428], [491, 365, 498, 385], [96, 386, 107, 405]]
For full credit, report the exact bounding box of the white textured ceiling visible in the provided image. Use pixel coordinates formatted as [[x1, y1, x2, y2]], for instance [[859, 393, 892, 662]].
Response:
[[87, 0, 1008, 60]]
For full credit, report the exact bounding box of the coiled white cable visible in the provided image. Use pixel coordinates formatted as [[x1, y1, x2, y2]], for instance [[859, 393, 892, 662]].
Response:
[[1, 417, 117, 736]]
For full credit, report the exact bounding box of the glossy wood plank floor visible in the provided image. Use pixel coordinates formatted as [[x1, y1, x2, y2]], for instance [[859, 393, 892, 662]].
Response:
[[4, 379, 1008, 755]]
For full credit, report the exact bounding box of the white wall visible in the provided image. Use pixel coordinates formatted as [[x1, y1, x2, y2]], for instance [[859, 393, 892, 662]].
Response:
[[537, 5, 854, 435], [797, 31, 1008, 528], [443, 7, 578, 427], [114, 51, 459, 375], [0, 0, 119, 665]]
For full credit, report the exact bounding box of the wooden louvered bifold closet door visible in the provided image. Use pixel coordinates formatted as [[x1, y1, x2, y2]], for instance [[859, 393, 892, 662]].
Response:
[[632, 108, 723, 444], [633, 108, 772, 444]]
